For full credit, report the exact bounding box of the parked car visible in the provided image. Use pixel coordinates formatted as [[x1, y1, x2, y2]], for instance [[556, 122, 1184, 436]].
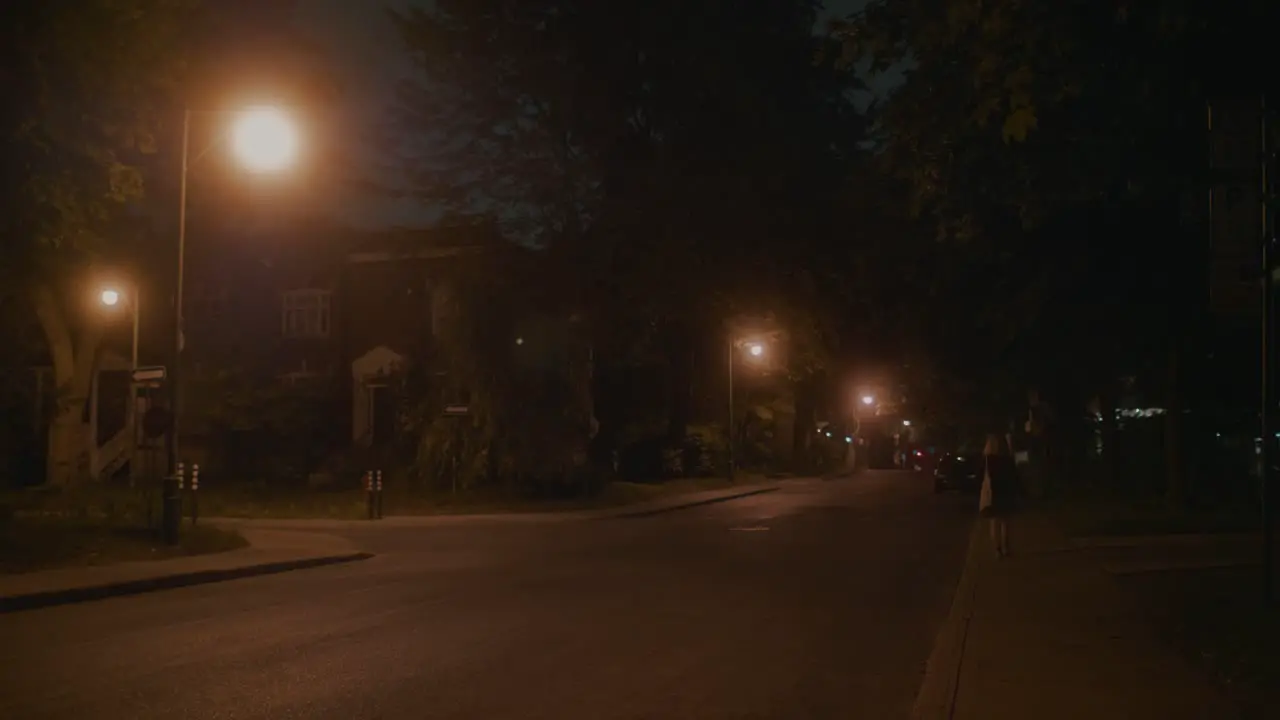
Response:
[[933, 452, 981, 493]]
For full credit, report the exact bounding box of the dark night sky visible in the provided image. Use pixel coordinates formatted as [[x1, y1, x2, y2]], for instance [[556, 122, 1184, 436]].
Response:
[[292, 1, 883, 228]]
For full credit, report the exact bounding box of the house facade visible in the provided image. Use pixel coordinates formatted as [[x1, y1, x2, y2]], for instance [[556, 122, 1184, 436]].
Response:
[[173, 220, 501, 481]]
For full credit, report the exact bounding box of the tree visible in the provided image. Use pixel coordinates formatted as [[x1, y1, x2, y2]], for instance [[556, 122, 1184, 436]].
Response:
[[386, 1, 870, 467], [834, 1, 1280, 496], [1, 1, 196, 485]]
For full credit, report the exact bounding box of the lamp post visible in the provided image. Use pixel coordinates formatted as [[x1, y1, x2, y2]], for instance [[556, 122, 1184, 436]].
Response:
[[169, 105, 299, 478], [728, 340, 766, 481], [98, 287, 139, 372]]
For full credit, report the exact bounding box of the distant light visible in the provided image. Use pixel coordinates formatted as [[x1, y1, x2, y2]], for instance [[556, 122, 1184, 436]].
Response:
[[825, 432, 832, 438], [747, 342, 764, 357], [861, 395, 874, 406], [845, 436, 852, 443], [902, 419, 911, 427], [99, 289, 120, 306], [515, 337, 524, 345]]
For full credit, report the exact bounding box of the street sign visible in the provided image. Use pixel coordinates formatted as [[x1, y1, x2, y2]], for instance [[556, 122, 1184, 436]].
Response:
[[443, 405, 469, 416], [132, 366, 166, 383]]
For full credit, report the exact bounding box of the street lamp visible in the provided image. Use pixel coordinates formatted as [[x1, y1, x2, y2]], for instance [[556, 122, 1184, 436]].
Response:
[[170, 105, 299, 479], [98, 286, 139, 372], [231, 106, 299, 174], [902, 419, 911, 427], [728, 337, 767, 481], [861, 394, 875, 407]]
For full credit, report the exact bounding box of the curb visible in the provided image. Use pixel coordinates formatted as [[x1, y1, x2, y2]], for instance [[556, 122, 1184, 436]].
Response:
[[911, 520, 983, 720], [606, 486, 781, 519], [0, 552, 374, 615]]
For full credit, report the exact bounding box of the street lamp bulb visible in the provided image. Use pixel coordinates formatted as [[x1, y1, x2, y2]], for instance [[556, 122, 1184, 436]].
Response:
[[902, 419, 911, 427], [861, 395, 875, 406], [748, 343, 764, 357], [99, 289, 120, 306], [232, 106, 298, 173]]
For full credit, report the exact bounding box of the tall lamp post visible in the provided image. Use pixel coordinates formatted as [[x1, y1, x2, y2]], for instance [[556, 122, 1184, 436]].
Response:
[[1262, 95, 1279, 603], [98, 287, 139, 372], [169, 106, 299, 478], [728, 339, 766, 481]]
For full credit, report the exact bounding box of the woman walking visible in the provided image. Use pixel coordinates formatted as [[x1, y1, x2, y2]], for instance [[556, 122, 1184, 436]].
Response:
[[979, 433, 1018, 558]]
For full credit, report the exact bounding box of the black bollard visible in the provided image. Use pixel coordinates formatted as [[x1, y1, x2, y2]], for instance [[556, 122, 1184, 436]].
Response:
[[375, 470, 384, 519], [365, 471, 375, 520]]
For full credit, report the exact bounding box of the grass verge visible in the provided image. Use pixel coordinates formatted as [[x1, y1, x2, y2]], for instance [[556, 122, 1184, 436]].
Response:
[[190, 475, 758, 520], [0, 520, 247, 575], [1120, 567, 1280, 719]]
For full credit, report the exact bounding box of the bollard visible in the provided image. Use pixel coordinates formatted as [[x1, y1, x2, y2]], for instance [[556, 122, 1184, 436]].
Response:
[[177, 461, 186, 491], [375, 470, 384, 519], [365, 471, 375, 520], [190, 463, 200, 525]]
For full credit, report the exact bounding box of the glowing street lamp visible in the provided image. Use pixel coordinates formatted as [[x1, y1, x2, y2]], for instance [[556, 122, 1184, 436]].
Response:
[[99, 289, 120, 307], [903, 419, 912, 427], [728, 336, 771, 481], [231, 106, 299, 174], [168, 104, 301, 489], [861, 395, 875, 406]]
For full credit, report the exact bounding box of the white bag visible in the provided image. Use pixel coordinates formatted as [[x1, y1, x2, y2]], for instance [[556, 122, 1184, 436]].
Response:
[[978, 462, 993, 513]]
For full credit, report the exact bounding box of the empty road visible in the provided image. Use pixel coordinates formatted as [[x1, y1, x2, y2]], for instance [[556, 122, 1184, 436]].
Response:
[[0, 471, 973, 719]]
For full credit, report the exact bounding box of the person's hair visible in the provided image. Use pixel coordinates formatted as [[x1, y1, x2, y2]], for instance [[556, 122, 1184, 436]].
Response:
[[983, 433, 1009, 456]]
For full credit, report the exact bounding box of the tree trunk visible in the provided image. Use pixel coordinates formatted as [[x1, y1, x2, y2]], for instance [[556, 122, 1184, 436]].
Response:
[[33, 282, 101, 486]]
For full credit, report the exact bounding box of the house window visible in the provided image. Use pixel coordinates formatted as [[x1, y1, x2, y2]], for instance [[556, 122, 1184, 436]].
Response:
[[282, 290, 332, 338]]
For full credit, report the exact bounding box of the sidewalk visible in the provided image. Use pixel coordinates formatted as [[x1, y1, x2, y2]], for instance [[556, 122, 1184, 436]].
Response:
[[0, 527, 371, 613], [918, 510, 1238, 720]]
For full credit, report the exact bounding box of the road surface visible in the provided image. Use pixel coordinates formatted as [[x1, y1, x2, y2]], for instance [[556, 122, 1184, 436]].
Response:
[[0, 471, 973, 719]]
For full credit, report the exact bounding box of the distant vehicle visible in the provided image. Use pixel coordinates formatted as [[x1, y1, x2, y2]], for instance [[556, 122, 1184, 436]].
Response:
[[933, 452, 981, 494], [907, 448, 930, 472]]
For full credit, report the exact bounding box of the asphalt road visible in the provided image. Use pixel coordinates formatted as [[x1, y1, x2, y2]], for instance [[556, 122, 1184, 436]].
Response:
[[0, 471, 974, 719]]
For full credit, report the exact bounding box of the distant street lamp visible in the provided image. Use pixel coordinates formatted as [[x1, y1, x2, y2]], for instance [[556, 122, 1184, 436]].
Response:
[[98, 286, 139, 372], [902, 419, 912, 427], [169, 105, 300, 480], [861, 394, 875, 406], [728, 337, 768, 481], [100, 284, 141, 483]]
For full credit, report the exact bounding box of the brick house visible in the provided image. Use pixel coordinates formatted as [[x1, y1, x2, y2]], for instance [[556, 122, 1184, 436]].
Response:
[[176, 219, 505, 480]]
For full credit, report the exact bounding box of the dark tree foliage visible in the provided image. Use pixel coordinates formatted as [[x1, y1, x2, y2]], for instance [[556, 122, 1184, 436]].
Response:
[[385, 0, 872, 475], [838, 0, 1280, 492]]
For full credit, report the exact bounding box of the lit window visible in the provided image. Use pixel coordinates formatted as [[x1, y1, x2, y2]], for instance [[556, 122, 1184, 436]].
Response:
[[281, 290, 332, 338]]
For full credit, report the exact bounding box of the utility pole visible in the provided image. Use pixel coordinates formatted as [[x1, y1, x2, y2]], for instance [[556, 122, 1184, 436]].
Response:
[[1261, 94, 1279, 603]]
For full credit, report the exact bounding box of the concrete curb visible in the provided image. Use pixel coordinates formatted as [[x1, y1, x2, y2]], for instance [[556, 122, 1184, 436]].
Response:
[[605, 486, 781, 519], [0, 552, 373, 615], [911, 520, 983, 720]]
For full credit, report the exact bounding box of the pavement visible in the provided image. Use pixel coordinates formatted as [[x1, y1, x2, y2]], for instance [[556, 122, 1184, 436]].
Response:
[[916, 508, 1239, 720], [0, 471, 973, 719], [0, 482, 778, 613], [0, 527, 371, 613]]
